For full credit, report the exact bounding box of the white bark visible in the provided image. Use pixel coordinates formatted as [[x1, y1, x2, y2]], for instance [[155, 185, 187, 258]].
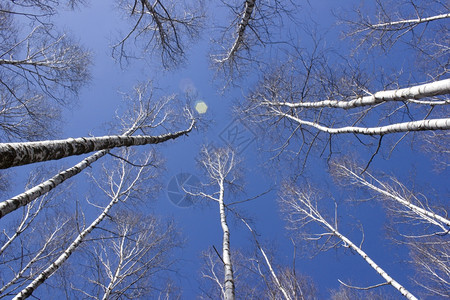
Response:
[[0, 150, 107, 218], [190, 147, 237, 299], [0, 119, 194, 169], [218, 181, 235, 300], [283, 187, 418, 299], [13, 193, 118, 300], [0, 219, 68, 296], [13, 151, 150, 299], [367, 13, 450, 30], [0, 101, 178, 217], [278, 110, 450, 135], [333, 228, 417, 300], [216, 0, 255, 63], [267, 79, 450, 109], [240, 218, 292, 300], [335, 163, 450, 230]]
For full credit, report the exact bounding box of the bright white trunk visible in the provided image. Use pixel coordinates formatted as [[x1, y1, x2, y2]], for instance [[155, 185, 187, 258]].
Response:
[[341, 166, 450, 230], [219, 181, 235, 300], [0, 222, 66, 295], [217, 0, 255, 63], [0, 120, 194, 169], [370, 13, 450, 29], [269, 79, 450, 108], [330, 225, 418, 300], [0, 150, 107, 218], [290, 190, 417, 299], [0, 121, 155, 217], [241, 218, 292, 300], [279, 111, 450, 135], [13, 194, 119, 300]]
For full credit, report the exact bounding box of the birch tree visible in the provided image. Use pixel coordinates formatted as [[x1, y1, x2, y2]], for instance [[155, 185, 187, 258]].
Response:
[[0, 167, 71, 257], [13, 148, 160, 299], [341, 0, 449, 79], [71, 210, 181, 300], [0, 2, 91, 141], [0, 210, 76, 298], [212, 0, 298, 79], [186, 146, 239, 300], [0, 83, 193, 218], [331, 159, 450, 234], [280, 183, 418, 299], [331, 159, 450, 297], [113, 0, 205, 68], [243, 39, 449, 167]]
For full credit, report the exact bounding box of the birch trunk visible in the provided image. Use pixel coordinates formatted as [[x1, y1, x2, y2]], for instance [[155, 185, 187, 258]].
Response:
[[337, 164, 450, 229], [0, 120, 194, 169], [12, 150, 149, 299], [279, 112, 450, 135], [268, 79, 450, 108], [13, 193, 119, 300], [0, 150, 107, 218], [330, 225, 418, 300], [217, 0, 255, 63], [368, 13, 450, 30], [283, 187, 418, 299], [219, 181, 235, 300], [240, 218, 292, 300]]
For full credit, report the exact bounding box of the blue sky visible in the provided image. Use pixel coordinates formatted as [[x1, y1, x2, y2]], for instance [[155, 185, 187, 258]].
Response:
[[2, 0, 448, 298]]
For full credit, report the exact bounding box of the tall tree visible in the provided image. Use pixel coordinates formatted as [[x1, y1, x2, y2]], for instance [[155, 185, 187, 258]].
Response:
[[186, 146, 239, 300], [71, 210, 181, 300], [280, 183, 418, 299], [0, 1, 91, 141], [13, 148, 161, 299], [330, 159, 450, 297], [0, 84, 194, 218]]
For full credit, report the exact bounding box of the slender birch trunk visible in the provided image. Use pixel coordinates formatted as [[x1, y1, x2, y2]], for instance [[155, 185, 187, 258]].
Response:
[[282, 187, 418, 299], [367, 13, 450, 30], [0, 150, 107, 218], [330, 226, 418, 300], [0, 220, 68, 295], [240, 218, 292, 300], [335, 163, 450, 229], [218, 181, 235, 300], [217, 0, 255, 63], [13, 193, 119, 300], [267, 79, 450, 108], [0, 119, 194, 169], [12, 150, 149, 299], [278, 111, 450, 135]]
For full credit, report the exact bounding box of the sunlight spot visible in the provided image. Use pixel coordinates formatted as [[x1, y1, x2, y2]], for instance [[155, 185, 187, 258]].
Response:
[[195, 101, 208, 114]]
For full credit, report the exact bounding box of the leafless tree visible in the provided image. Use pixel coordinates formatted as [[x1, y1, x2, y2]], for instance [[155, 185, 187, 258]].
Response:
[[330, 159, 450, 234], [71, 210, 181, 299], [0, 109, 194, 170], [242, 34, 449, 170], [330, 285, 396, 300], [409, 237, 450, 298], [112, 0, 205, 68], [330, 158, 449, 298], [280, 183, 418, 299], [244, 223, 317, 300], [0, 1, 90, 141], [0, 167, 71, 258], [341, 0, 449, 79], [185, 146, 240, 300], [0, 209, 76, 298], [13, 147, 161, 299], [211, 0, 299, 80], [0, 82, 194, 218]]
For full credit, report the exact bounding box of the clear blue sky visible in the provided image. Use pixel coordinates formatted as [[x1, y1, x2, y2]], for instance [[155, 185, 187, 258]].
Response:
[[6, 0, 446, 298]]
